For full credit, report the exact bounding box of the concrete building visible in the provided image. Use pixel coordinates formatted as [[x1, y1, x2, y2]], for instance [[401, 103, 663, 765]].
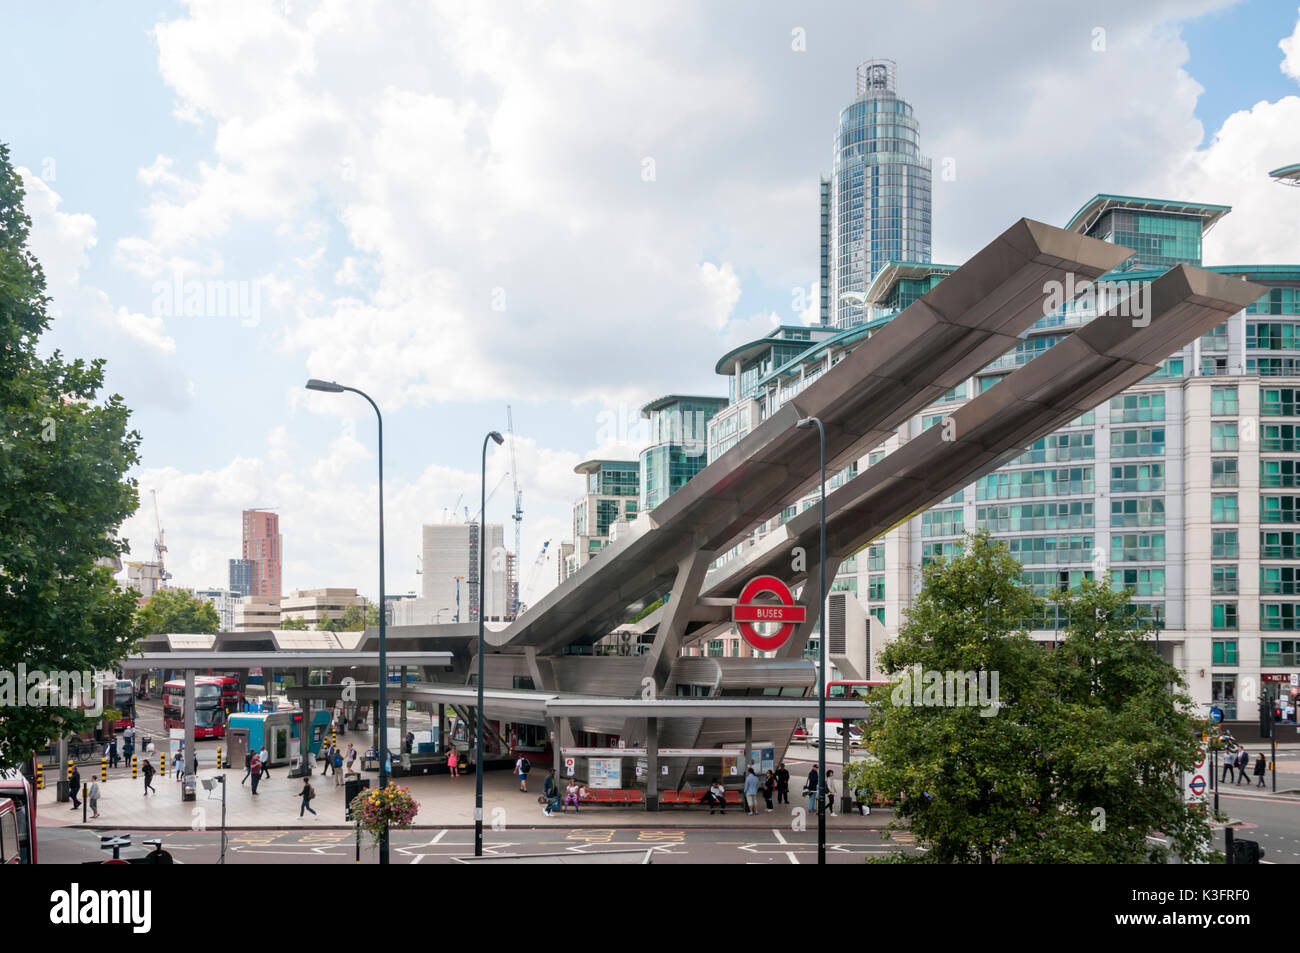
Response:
[[279, 588, 368, 628], [562, 460, 640, 581], [193, 587, 239, 631], [824, 59, 932, 329], [228, 558, 254, 598], [233, 595, 280, 630], [124, 560, 166, 599], [241, 509, 282, 600], [420, 522, 509, 623]]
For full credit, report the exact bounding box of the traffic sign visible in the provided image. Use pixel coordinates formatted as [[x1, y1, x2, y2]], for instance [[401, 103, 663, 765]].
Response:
[[733, 575, 806, 651], [1188, 775, 1207, 797], [1209, 706, 1223, 724]]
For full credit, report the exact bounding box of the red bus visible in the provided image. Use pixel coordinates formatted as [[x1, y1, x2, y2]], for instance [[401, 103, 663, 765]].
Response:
[[0, 770, 36, 864], [110, 678, 136, 731], [163, 676, 239, 739]]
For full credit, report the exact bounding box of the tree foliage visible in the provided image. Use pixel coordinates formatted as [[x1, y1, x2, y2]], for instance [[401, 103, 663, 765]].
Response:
[[0, 143, 142, 768], [136, 589, 220, 636], [848, 532, 1212, 863]]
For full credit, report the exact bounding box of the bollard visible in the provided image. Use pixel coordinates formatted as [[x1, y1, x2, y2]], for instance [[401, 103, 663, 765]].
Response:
[[35, 764, 44, 790], [67, 759, 74, 781], [217, 745, 222, 769], [100, 757, 107, 782], [159, 752, 166, 777], [132, 755, 138, 780]]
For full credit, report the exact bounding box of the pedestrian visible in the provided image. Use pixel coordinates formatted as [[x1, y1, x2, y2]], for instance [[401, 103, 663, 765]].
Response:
[[542, 769, 559, 816], [241, 748, 253, 784], [250, 753, 262, 795], [775, 762, 790, 805], [515, 753, 530, 792], [321, 744, 333, 777], [259, 745, 272, 779], [345, 743, 357, 775], [824, 769, 838, 817], [69, 766, 82, 810], [142, 759, 156, 795], [743, 768, 760, 816], [1236, 749, 1250, 785], [762, 770, 776, 811], [89, 779, 100, 818], [1221, 750, 1236, 783], [1254, 752, 1267, 788], [107, 739, 119, 769], [175, 746, 185, 781], [333, 747, 344, 786], [564, 779, 581, 813], [446, 747, 459, 778], [122, 738, 134, 764], [804, 765, 819, 812], [405, 730, 415, 753], [297, 777, 317, 817], [699, 778, 727, 815]]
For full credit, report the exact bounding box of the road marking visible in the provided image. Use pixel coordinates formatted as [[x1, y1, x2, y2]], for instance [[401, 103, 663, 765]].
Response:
[[786, 851, 799, 864], [772, 829, 787, 845]]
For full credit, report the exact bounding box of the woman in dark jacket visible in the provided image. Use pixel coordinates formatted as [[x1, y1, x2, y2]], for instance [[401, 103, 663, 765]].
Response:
[[762, 770, 776, 811], [1254, 753, 1267, 788]]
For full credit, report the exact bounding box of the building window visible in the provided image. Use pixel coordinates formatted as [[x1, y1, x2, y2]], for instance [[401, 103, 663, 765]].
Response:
[[870, 607, 885, 626], [1212, 530, 1239, 558], [1262, 639, 1300, 665], [867, 575, 885, 600], [1263, 424, 1300, 452], [1211, 459, 1239, 488], [1211, 495, 1239, 523], [1212, 602, 1238, 630], [1211, 423, 1238, 452], [1212, 640, 1238, 666], [1110, 533, 1165, 562], [1111, 497, 1165, 527], [867, 544, 885, 571], [1111, 463, 1164, 493], [1261, 387, 1300, 416], [1211, 675, 1237, 720], [1261, 566, 1300, 594], [1111, 427, 1165, 457], [1211, 387, 1238, 416], [1262, 495, 1300, 523], [1113, 568, 1164, 596], [1262, 606, 1300, 632], [1211, 565, 1238, 594], [921, 508, 963, 537], [1111, 393, 1165, 423]]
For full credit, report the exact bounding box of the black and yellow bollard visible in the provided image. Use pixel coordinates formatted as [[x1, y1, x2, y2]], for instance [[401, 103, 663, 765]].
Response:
[[35, 764, 43, 790], [100, 757, 107, 782], [217, 745, 223, 770], [67, 759, 74, 782], [131, 755, 138, 779], [159, 752, 166, 777]]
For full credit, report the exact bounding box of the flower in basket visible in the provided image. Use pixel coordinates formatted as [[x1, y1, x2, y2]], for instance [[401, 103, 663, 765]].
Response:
[[353, 782, 420, 845]]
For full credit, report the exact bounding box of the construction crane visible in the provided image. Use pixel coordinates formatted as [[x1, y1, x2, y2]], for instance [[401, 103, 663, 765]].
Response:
[[150, 489, 171, 585], [469, 471, 510, 523], [519, 539, 552, 612], [507, 406, 523, 617]]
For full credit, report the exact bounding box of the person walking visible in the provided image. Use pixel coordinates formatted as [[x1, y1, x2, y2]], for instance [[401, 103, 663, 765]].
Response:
[[321, 744, 333, 777], [141, 759, 156, 796], [405, 730, 415, 754], [259, 745, 272, 780], [804, 765, 819, 812], [69, 766, 82, 810], [332, 747, 344, 786], [296, 777, 317, 817], [1220, 750, 1236, 783], [345, 744, 357, 775], [241, 749, 253, 784], [743, 768, 760, 816], [446, 747, 459, 778], [1254, 752, 1267, 788], [249, 753, 262, 795], [1236, 749, 1250, 785], [762, 770, 776, 811], [824, 769, 838, 817], [775, 762, 790, 805], [88, 779, 100, 818], [542, 769, 559, 816], [107, 739, 119, 769], [515, 754, 530, 792]]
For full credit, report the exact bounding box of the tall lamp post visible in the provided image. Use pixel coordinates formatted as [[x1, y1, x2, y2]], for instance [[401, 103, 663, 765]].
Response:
[[476, 430, 505, 857], [795, 415, 827, 866], [306, 378, 390, 865]]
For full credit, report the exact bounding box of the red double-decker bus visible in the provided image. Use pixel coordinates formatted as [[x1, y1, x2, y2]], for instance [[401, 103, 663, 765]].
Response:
[[163, 676, 241, 739]]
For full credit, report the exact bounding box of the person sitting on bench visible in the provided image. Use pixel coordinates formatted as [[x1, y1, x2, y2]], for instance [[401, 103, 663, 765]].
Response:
[[699, 778, 727, 814]]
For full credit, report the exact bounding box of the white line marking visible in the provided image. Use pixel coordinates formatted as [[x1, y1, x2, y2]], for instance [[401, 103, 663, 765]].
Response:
[[772, 829, 787, 845], [786, 851, 799, 864]]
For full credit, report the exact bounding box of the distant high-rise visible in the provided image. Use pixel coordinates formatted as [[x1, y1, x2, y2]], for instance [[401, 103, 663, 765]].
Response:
[[228, 558, 254, 598], [420, 522, 509, 623], [241, 510, 282, 600], [825, 59, 932, 328]]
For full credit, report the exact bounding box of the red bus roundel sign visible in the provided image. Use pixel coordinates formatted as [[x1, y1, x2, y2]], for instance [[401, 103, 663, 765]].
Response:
[[733, 575, 806, 651]]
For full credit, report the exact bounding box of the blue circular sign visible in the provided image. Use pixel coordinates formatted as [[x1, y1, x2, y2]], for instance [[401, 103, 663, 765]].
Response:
[[1209, 706, 1224, 724]]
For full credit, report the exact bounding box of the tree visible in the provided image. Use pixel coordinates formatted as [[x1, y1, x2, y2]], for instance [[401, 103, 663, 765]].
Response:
[[137, 589, 220, 636], [338, 604, 366, 631], [848, 532, 1213, 863], [281, 618, 309, 631], [0, 143, 142, 769]]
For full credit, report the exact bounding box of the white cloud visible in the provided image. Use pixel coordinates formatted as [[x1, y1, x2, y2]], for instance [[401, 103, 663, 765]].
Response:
[[1282, 8, 1300, 82]]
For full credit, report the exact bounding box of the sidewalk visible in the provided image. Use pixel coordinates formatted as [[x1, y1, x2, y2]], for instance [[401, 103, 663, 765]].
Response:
[[39, 739, 889, 832]]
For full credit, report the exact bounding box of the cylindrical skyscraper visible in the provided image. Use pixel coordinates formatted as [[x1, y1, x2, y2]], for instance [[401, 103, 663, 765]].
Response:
[[826, 59, 932, 328]]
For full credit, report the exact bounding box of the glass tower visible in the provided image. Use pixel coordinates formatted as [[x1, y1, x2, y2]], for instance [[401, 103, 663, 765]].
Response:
[[828, 59, 932, 329]]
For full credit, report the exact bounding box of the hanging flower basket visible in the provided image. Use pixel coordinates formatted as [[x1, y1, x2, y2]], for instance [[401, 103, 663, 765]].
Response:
[[353, 783, 420, 844]]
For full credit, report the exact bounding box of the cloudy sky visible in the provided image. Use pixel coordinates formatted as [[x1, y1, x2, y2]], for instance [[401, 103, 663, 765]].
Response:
[[4, 0, 1300, 607]]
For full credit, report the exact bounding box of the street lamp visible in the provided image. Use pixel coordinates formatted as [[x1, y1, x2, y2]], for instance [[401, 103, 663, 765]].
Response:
[[795, 415, 828, 866], [436, 607, 450, 625], [305, 378, 390, 865], [476, 430, 505, 857]]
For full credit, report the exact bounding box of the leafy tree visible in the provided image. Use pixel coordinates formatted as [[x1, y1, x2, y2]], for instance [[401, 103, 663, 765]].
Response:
[[137, 589, 220, 636], [848, 532, 1213, 863], [365, 603, 380, 627], [0, 143, 142, 769], [281, 617, 309, 630], [338, 604, 366, 631]]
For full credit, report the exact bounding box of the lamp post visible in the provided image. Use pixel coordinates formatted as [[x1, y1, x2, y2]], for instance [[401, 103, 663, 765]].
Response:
[[436, 607, 450, 625], [476, 430, 505, 857], [305, 378, 390, 865], [795, 415, 827, 866]]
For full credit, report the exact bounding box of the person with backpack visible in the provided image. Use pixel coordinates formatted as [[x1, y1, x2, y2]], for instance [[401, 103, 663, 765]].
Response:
[[297, 777, 317, 817], [515, 754, 531, 792], [541, 769, 559, 816], [332, 747, 344, 785], [803, 765, 819, 812]]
